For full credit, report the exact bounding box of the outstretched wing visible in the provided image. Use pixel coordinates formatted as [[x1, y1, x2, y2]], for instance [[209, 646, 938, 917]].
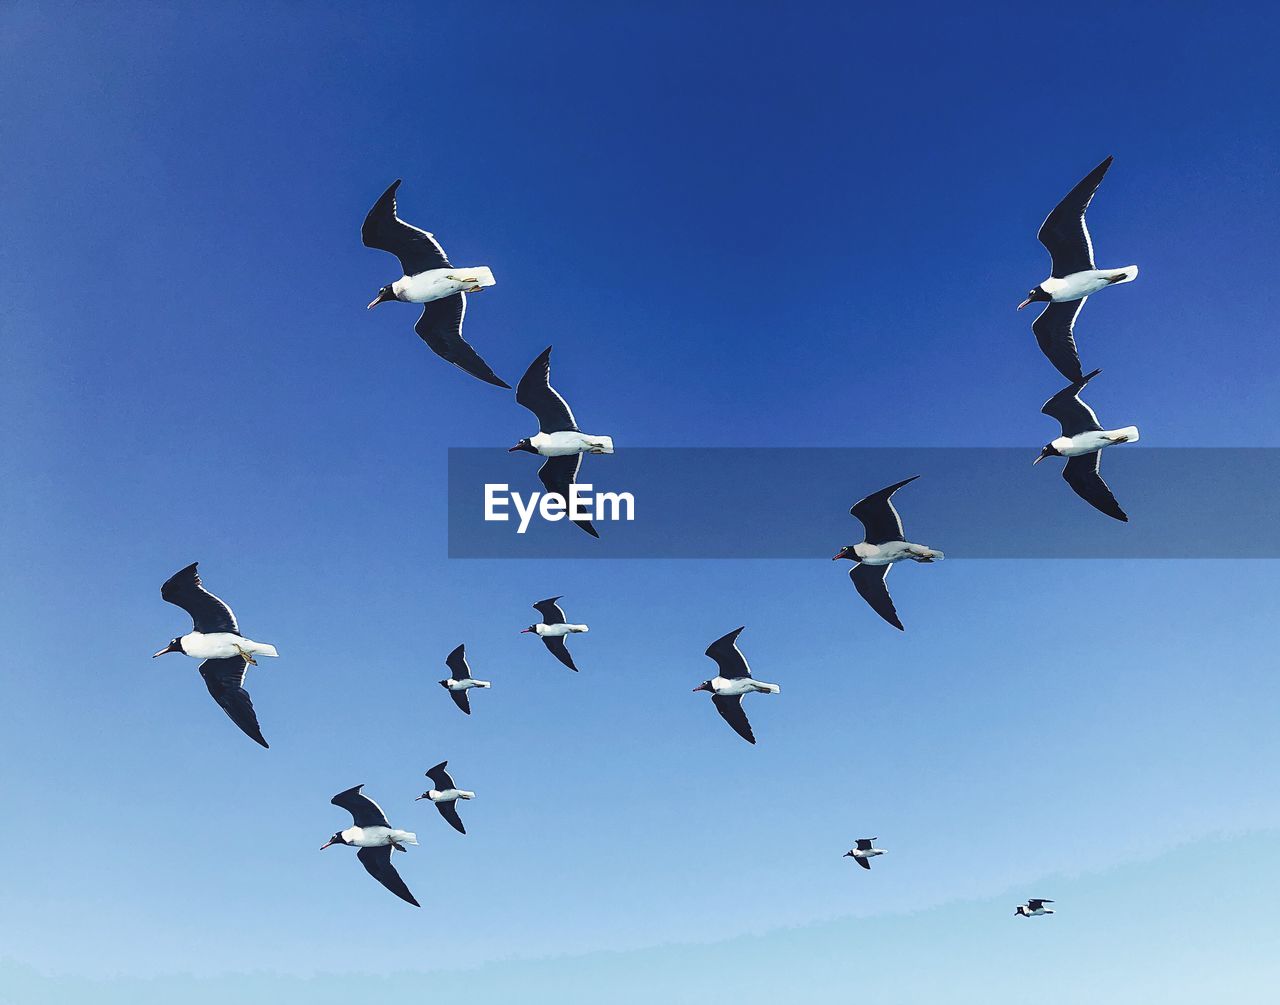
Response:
[[536, 455, 598, 538], [1033, 299, 1087, 383], [414, 295, 510, 389], [161, 563, 239, 635], [533, 597, 568, 625], [712, 694, 756, 744], [542, 635, 579, 672], [448, 689, 472, 715], [361, 179, 451, 276], [1041, 368, 1103, 436], [356, 845, 420, 907], [850, 563, 903, 631], [435, 800, 466, 835], [425, 761, 457, 792], [705, 627, 752, 679], [855, 855, 871, 870], [198, 656, 267, 748], [850, 477, 918, 544], [1062, 453, 1128, 522], [331, 784, 391, 829], [516, 346, 579, 433], [445, 644, 471, 680], [856, 838, 874, 850], [1027, 898, 1053, 911], [1038, 156, 1112, 277]]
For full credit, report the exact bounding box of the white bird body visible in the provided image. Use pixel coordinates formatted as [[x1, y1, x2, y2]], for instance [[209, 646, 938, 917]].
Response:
[[391, 266, 495, 303], [444, 677, 491, 692], [1040, 266, 1138, 303], [337, 825, 419, 849], [534, 623, 589, 638], [529, 430, 615, 457], [709, 675, 781, 697], [178, 631, 279, 661], [424, 788, 475, 804], [1049, 426, 1140, 457], [1015, 905, 1055, 917], [849, 847, 885, 861], [849, 541, 945, 566]]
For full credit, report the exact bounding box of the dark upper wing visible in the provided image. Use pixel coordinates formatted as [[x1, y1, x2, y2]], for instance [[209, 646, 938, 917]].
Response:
[[425, 761, 456, 791], [855, 855, 871, 870], [711, 694, 756, 744], [704, 627, 751, 680], [1032, 299, 1087, 383], [445, 644, 471, 680], [536, 455, 598, 538], [356, 845, 420, 907], [1062, 453, 1128, 522], [542, 635, 579, 672], [850, 476, 918, 544], [516, 346, 579, 433], [448, 688, 471, 715], [1027, 898, 1053, 910], [414, 295, 510, 389], [198, 656, 267, 748], [1041, 368, 1103, 436], [856, 838, 874, 850], [435, 800, 466, 835], [851, 563, 904, 631], [1038, 156, 1112, 277], [161, 563, 239, 635], [331, 784, 391, 828], [533, 597, 567, 624], [361, 179, 451, 276]]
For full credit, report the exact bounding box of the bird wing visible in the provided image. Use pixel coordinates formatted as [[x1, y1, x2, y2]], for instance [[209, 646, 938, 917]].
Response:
[[1062, 452, 1128, 522], [435, 800, 466, 835], [361, 179, 451, 276], [536, 455, 598, 538], [1027, 898, 1053, 910], [711, 694, 756, 744], [1032, 298, 1087, 383], [533, 597, 568, 624], [448, 688, 472, 715], [855, 855, 871, 870], [198, 656, 267, 748], [1037, 156, 1112, 277], [850, 476, 919, 544], [856, 838, 873, 850], [516, 346, 579, 433], [414, 295, 510, 389], [445, 643, 471, 680], [331, 784, 391, 829], [850, 563, 904, 631], [1041, 368, 1103, 436], [542, 635, 579, 671], [161, 563, 239, 635], [356, 845, 420, 907], [425, 761, 456, 791], [704, 627, 752, 679]]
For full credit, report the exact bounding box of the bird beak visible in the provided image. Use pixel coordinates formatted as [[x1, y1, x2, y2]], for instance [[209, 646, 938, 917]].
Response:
[[1017, 297, 1033, 311], [152, 642, 179, 658], [831, 552, 843, 561], [320, 839, 335, 850], [366, 288, 392, 310], [1032, 454, 1044, 465], [520, 628, 533, 634], [414, 794, 428, 801]]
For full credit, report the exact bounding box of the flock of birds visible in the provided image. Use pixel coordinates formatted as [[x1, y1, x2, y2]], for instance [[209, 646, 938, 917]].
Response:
[[152, 158, 1144, 914]]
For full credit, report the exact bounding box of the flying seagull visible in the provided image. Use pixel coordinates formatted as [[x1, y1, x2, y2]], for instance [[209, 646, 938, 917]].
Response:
[[833, 477, 944, 631], [1019, 156, 1138, 381], [1015, 898, 1055, 918], [322, 785, 420, 907], [843, 837, 885, 870], [153, 562, 279, 748], [361, 179, 508, 388], [692, 627, 780, 745], [416, 761, 475, 835], [522, 596, 588, 671], [510, 346, 614, 538], [1035, 368, 1139, 522], [438, 644, 491, 715]]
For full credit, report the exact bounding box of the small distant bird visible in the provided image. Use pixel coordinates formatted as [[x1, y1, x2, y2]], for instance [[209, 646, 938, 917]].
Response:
[[692, 627, 780, 745], [833, 476, 944, 631], [416, 761, 475, 835], [1019, 156, 1138, 381], [153, 562, 279, 748], [1014, 898, 1055, 918], [438, 644, 491, 715], [361, 179, 508, 388], [843, 837, 885, 870], [510, 346, 614, 538], [1035, 368, 1139, 522], [522, 596, 589, 671], [322, 785, 420, 907]]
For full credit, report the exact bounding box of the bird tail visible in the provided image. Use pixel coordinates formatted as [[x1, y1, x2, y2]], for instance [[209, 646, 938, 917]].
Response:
[[1113, 265, 1139, 285], [758, 682, 781, 695], [401, 832, 419, 846], [458, 790, 476, 800], [1111, 426, 1140, 443], [250, 643, 280, 658], [469, 266, 496, 287], [476, 680, 492, 688], [591, 436, 615, 454], [568, 624, 590, 634]]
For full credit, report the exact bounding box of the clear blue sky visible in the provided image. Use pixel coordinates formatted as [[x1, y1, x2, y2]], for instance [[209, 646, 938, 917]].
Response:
[[1, 2, 1278, 1002]]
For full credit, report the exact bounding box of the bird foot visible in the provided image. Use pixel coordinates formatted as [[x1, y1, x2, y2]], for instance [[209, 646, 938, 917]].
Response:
[[235, 646, 258, 666]]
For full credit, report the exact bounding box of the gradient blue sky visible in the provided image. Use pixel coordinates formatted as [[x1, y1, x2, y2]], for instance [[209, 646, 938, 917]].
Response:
[[2, 2, 1278, 1002]]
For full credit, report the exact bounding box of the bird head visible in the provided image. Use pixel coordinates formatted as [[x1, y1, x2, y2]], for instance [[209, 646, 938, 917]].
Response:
[[366, 284, 396, 310], [832, 545, 860, 563], [520, 625, 537, 634], [1017, 286, 1051, 311], [438, 679, 451, 688], [152, 637, 184, 658], [1032, 443, 1062, 465], [320, 831, 349, 850], [842, 850, 855, 857], [414, 792, 432, 802], [692, 680, 713, 693], [508, 438, 538, 454]]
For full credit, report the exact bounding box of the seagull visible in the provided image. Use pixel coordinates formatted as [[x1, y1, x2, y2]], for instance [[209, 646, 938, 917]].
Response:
[[1014, 898, 1055, 918], [510, 346, 614, 538], [152, 562, 279, 748], [843, 837, 885, 870], [438, 644, 491, 715], [1035, 368, 1139, 522], [833, 477, 944, 631], [322, 785, 420, 907], [692, 627, 780, 745], [522, 596, 588, 671], [1019, 156, 1139, 381], [361, 179, 508, 389], [416, 761, 475, 835]]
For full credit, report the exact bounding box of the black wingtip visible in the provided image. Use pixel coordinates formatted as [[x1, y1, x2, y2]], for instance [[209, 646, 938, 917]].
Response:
[[481, 372, 512, 389], [576, 520, 600, 539]]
